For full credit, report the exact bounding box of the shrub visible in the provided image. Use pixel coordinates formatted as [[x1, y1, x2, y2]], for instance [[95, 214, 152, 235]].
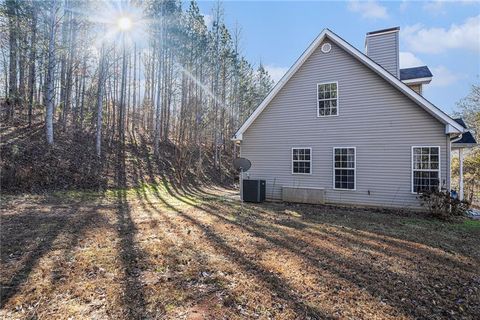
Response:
[[418, 190, 470, 220]]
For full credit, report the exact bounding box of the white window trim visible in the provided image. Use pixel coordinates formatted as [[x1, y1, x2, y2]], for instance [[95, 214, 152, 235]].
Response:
[[291, 147, 312, 175], [411, 146, 441, 194], [317, 81, 339, 117], [332, 147, 356, 191]]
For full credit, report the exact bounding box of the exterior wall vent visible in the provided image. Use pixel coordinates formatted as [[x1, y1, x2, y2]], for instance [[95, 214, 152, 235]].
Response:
[[321, 42, 332, 53]]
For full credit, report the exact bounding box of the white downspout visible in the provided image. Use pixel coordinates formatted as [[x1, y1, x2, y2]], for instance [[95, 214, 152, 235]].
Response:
[[459, 148, 464, 200]]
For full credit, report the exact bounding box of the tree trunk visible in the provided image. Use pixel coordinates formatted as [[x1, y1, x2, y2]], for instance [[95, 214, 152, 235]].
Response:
[[154, 44, 162, 155], [80, 54, 87, 126], [27, 8, 37, 127], [45, 0, 57, 145], [2, 48, 8, 98], [96, 46, 105, 157], [132, 43, 136, 132], [18, 16, 27, 115], [126, 51, 131, 132], [7, 0, 18, 120], [63, 9, 76, 130], [118, 36, 127, 145]]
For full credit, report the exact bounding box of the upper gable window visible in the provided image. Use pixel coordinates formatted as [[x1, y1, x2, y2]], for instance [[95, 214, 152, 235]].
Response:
[[317, 82, 338, 117]]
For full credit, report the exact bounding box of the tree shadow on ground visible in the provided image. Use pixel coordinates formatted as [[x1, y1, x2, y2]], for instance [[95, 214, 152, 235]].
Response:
[[132, 188, 242, 316], [0, 204, 101, 308], [121, 132, 479, 318], [113, 143, 148, 319], [152, 182, 480, 319], [131, 132, 218, 199], [133, 160, 333, 319], [127, 133, 243, 316], [228, 201, 478, 269], [0, 122, 43, 147], [274, 203, 480, 257]]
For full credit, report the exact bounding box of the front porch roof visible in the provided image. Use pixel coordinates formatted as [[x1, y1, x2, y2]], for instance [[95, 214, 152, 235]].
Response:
[[452, 118, 477, 149]]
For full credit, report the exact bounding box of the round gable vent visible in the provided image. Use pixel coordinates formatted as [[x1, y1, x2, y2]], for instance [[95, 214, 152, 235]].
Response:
[[321, 42, 332, 53]]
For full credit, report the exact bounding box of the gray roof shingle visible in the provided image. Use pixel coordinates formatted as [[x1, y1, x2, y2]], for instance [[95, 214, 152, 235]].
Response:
[[454, 131, 477, 144], [453, 118, 467, 128], [453, 118, 477, 145], [400, 66, 433, 81], [366, 27, 400, 35]]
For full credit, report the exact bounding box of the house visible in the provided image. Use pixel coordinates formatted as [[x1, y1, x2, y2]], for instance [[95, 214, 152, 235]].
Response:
[[233, 27, 477, 208]]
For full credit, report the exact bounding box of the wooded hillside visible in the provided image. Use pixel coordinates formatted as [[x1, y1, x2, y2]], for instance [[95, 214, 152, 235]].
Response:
[[0, 0, 274, 191]]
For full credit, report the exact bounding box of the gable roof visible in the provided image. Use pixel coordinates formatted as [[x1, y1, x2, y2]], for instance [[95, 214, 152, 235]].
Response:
[[400, 66, 432, 81], [233, 29, 464, 141]]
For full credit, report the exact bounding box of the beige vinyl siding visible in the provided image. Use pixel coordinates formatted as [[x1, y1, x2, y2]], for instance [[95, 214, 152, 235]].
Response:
[[366, 31, 399, 78], [240, 39, 447, 209]]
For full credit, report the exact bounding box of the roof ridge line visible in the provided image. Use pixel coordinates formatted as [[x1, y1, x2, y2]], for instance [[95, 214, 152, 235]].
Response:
[[233, 29, 464, 141]]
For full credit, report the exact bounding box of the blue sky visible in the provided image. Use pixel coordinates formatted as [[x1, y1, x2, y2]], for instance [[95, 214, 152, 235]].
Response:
[[196, 0, 480, 115]]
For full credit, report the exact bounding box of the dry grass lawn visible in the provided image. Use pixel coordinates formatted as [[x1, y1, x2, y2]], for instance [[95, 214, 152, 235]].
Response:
[[1, 184, 480, 319]]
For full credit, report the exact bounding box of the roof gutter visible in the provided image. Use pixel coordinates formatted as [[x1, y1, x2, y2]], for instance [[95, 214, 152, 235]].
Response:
[[451, 134, 463, 143]]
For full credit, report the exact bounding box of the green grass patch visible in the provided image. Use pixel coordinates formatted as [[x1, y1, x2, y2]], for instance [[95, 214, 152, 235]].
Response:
[[402, 218, 444, 227], [456, 219, 480, 231], [402, 217, 480, 233]]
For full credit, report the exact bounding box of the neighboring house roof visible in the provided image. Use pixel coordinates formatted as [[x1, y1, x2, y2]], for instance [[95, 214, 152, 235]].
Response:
[[453, 118, 477, 146], [400, 66, 432, 81], [233, 29, 465, 141]]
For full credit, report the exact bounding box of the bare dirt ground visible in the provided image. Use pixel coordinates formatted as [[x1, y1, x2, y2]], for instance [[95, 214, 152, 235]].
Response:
[[1, 183, 480, 319]]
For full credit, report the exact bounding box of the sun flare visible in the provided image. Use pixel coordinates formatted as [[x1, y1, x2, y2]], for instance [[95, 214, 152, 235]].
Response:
[[88, 2, 149, 47], [117, 16, 132, 31]]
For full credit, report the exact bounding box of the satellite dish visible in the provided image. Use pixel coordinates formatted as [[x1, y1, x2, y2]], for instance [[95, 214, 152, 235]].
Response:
[[233, 157, 251, 172]]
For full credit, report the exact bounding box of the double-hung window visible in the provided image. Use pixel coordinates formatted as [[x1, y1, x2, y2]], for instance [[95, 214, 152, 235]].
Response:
[[334, 147, 355, 190], [292, 148, 311, 174], [317, 82, 338, 116], [412, 147, 440, 193]]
